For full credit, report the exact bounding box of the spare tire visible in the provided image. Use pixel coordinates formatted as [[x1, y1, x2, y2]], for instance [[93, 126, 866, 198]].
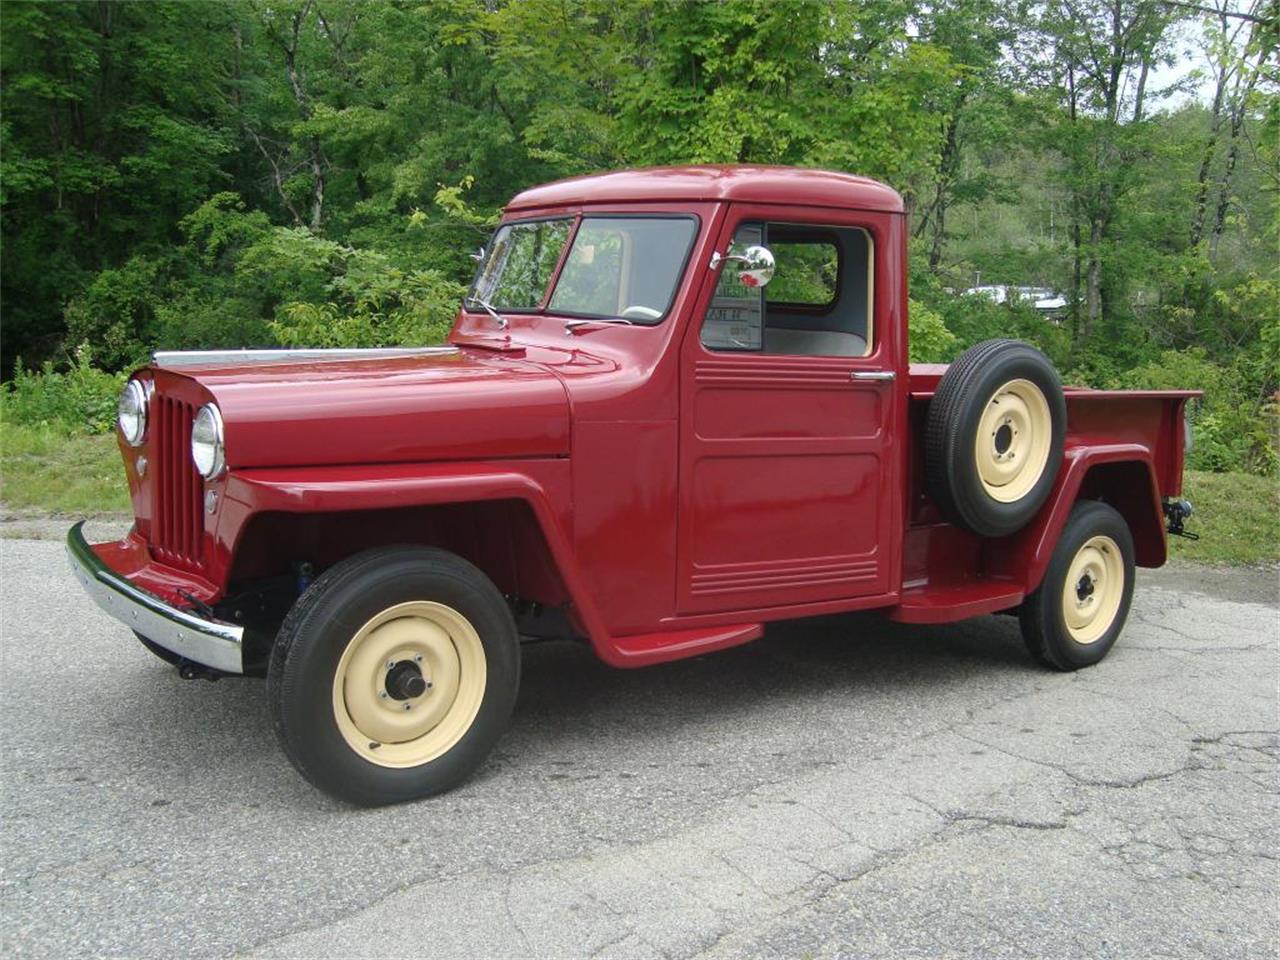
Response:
[[925, 339, 1066, 537]]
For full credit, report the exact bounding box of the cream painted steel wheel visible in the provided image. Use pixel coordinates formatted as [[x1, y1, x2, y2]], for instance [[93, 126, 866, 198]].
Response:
[[974, 378, 1054, 504], [1060, 535, 1124, 645], [1019, 500, 1135, 672], [268, 545, 520, 805], [924, 339, 1066, 538], [332, 601, 487, 768]]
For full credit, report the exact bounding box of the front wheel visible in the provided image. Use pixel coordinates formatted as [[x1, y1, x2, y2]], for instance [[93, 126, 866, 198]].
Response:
[[267, 546, 520, 806], [1019, 501, 1135, 671]]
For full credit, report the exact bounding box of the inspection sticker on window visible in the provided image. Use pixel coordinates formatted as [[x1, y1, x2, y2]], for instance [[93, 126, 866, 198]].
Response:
[[702, 224, 763, 351]]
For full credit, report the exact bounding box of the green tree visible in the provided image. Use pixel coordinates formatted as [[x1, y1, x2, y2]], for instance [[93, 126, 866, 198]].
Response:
[[1, 1, 234, 369], [1034, 0, 1183, 340]]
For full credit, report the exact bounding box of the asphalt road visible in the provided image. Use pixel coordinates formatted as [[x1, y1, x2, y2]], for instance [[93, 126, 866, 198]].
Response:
[[2, 533, 1276, 959]]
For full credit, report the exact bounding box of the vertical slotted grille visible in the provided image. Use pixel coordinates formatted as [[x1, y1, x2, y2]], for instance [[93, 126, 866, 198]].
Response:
[[151, 394, 205, 570]]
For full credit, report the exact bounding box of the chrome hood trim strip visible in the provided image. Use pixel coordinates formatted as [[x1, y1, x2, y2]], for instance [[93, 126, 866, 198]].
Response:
[[152, 346, 459, 368]]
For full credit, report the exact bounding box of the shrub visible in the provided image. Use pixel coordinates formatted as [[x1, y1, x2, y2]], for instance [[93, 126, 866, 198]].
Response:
[[1, 347, 125, 435], [63, 256, 167, 372], [924, 289, 1072, 370], [906, 298, 959, 362], [267, 241, 465, 348], [153, 292, 274, 353], [1111, 347, 1277, 476]]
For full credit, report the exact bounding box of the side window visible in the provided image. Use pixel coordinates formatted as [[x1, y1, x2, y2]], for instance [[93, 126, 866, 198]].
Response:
[[700, 222, 874, 358]]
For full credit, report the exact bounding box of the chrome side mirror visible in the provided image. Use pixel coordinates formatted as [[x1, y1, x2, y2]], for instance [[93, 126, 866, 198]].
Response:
[[470, 246, 486, 263], [710, 244, 775, 289]]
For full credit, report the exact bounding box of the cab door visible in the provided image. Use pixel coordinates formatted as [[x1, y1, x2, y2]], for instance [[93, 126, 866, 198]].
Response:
[[675, 204, 905, 616]]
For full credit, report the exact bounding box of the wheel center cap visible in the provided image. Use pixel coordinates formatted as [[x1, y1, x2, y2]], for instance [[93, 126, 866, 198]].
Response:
[[385, 660, 428, 700], [994, 422, 1014, 456], [1076, 574, 1096, 603]]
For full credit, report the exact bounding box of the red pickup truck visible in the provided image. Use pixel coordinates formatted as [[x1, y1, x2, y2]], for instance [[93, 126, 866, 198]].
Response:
[[69, 166, 1198, 805]]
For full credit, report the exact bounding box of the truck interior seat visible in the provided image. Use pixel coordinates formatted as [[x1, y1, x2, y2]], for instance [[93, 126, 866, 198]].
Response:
[[763, 327, 867, 357]]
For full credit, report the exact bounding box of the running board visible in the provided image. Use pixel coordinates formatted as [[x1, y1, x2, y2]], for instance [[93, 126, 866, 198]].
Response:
[[888, 582, 1025, 624], [607, 623, 763, 667]]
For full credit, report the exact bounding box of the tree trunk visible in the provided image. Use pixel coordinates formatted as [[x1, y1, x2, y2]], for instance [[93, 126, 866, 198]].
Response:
[[1132, 56, 1151, 122], [231, 22, 243, 109], [261, 0, 327, 231], [1070, 207, 1083, 340], [1085, 217, 1104, 336], [928, 113, 961, 271], [1066, 64, 1082, 342], [1209, 105, 1245, 262], [929, 199, 948, 272], [1209, 40, 1263, 262], [1104, 0, 1124, 124], [1190, 69, 1228, 248], [308, 138, 325, 232]]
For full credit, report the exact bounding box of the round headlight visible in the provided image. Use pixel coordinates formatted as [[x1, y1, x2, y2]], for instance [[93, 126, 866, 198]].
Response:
[[117, 380, 148, 446], [191, 404, 226, 479]]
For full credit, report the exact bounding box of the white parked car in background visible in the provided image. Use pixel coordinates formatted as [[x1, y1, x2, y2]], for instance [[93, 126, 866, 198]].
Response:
[[962, 285, 1068, 320]]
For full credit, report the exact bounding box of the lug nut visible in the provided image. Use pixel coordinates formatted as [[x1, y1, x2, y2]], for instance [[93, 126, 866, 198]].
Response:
[[378, 690, 388, 700], [386, 660, 395, 670], [403, 703, 412, 711]]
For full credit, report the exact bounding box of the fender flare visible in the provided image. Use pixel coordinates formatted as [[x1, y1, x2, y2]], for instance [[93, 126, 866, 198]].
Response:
[[221, 463, 614, 655], [995, 443, 1167, 594]]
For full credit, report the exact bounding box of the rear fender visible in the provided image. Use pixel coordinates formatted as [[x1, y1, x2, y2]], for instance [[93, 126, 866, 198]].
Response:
[[991, 444, 1167, 593]]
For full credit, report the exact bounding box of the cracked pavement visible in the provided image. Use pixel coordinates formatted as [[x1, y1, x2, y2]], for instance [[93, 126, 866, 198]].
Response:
[[1, 533, 1276, 959]]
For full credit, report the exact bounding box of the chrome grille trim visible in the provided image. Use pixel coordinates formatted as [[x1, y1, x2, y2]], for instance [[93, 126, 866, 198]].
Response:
[[151, 395, 204, 570]]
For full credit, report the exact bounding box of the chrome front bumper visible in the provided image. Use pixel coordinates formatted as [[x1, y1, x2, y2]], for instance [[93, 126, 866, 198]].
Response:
[[66, 522, 245, 674]]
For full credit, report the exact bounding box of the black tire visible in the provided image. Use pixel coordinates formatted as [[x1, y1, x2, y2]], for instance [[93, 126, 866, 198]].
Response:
[[925, 339, 1066, 537], [134, 631, 183, 666], [267, 546, 520, 806], [1020, 500, 1135, 671]]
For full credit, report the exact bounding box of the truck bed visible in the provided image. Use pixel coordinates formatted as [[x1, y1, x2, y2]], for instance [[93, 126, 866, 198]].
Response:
[[891, 364, 1201, 623]]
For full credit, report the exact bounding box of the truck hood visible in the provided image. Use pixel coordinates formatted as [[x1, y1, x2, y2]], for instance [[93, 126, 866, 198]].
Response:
[[160, 347, 570, 469]]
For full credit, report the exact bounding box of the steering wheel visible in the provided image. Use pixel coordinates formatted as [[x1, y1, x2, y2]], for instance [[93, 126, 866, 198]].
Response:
[[619, 305, 662, 321]]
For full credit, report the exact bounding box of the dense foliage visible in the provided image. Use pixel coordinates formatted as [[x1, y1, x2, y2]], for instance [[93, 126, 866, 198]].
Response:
[[1, 0, 1276, 472]]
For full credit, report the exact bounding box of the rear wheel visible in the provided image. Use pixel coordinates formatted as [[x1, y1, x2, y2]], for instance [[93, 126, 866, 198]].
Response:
[[1020, 501, 1135, 671], [268, 546, 519, 805]]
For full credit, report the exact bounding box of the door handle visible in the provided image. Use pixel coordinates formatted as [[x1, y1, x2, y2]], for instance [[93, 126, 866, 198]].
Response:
[[851, 370, 896, 382]]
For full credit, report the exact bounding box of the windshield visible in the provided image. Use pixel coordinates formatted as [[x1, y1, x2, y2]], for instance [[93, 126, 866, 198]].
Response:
[[468, 215, 697, 325], [471, 219, 572, 310]]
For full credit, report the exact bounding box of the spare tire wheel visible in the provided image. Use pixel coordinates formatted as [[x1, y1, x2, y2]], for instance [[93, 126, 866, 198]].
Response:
[[925, 339, 1066, 537]]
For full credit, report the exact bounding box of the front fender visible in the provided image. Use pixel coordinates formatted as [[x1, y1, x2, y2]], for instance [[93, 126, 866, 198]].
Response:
[[215, 460, 613, 654]]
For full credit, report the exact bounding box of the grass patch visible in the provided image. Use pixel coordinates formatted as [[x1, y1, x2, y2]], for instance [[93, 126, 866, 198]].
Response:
[[0, 422, 130, 516], [0, 425, 1274, 564], [1169, 470, 1279, 566]]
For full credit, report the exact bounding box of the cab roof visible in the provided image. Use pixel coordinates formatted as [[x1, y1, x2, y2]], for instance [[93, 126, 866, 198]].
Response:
[[505, 165, 904, 214]]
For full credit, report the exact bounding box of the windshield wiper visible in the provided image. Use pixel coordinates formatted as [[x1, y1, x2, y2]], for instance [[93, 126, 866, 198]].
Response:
[[464, 296, 509, 331], [564, 317, 635, 334]]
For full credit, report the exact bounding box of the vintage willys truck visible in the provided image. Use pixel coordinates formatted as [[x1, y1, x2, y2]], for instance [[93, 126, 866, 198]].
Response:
[[69, 166, 1198, 805]]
